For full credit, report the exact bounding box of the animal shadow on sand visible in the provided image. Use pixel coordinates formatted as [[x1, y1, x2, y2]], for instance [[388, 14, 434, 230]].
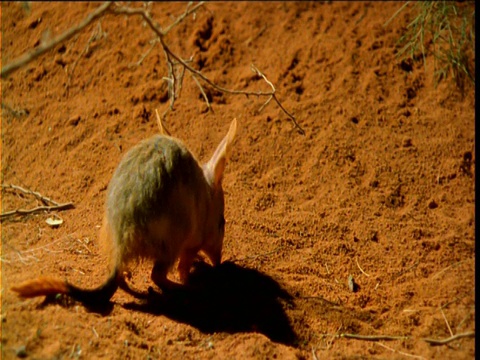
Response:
[[123, 261, 297, 346]]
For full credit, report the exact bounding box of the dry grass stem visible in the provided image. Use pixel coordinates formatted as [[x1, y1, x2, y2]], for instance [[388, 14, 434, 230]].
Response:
[[440, 308, 454, 337], [67, 21, 107, 95], [71, 268, 86, 275], [355, 258, 370, 277], [92, 327, 99, 338], [432, 260, 468, 279], [1, 235, 85, 265], [129, 38, 159, 68], [456, 308, 474, 330], [192, 74, 212, 112], [155, 108, 171, 136], [323, 327, 338, 350], [375, 342, 427, 360]]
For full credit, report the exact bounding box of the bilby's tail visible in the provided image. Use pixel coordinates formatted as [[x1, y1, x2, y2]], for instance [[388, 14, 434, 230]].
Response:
[[11, 269, 119, 306]]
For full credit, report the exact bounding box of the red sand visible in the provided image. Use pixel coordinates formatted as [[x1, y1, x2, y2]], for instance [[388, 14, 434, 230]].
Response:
[[1, 2, 475, 359]]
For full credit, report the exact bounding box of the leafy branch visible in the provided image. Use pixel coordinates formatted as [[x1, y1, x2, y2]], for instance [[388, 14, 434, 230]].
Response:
[[385, 1, 475, 89]]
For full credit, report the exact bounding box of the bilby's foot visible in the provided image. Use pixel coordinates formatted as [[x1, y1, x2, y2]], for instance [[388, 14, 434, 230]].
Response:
[[151, 261, 183, 291]]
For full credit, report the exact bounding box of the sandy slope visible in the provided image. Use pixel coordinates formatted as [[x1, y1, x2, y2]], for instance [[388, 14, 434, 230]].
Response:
[[1, 2, 475, 359]]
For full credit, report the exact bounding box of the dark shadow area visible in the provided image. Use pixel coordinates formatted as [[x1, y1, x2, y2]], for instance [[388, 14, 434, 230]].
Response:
[[122, 261, 297, 346], [39, 293, 116, 316]]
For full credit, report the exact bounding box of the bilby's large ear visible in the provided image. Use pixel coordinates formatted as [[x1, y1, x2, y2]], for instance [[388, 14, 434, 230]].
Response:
[[205, 118, 237, 187], [155, 109, 171, 136]]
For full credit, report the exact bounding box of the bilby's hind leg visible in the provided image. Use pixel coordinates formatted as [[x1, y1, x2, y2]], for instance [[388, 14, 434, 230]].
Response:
[[177, 248, 199, 284], [117, 271, 149, 299], [151, 260, 181, 291]]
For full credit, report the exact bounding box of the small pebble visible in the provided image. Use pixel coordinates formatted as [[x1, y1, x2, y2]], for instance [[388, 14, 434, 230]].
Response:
[[402, 138, 412, 147], [16, 345, 27, 358], [348, 275, 358, 292], [68, 115, 81, 126]]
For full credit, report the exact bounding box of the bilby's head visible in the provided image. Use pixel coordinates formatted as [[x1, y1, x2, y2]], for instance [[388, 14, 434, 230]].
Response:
[[200, 118, 237, 266]]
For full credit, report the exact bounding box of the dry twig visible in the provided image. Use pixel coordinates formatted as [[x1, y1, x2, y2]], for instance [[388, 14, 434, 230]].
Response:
[[1, 1, 113, 78], [340, 333, 409, 341], [422, 331, 475, 346], [1, 184, 74, 220], [2, 184, 61, 206], [320, 329, 475, 350], [0, 204, 75, 220]]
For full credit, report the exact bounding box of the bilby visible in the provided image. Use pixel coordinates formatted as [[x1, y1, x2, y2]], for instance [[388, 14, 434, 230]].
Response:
[[12, 117, 237, 307]]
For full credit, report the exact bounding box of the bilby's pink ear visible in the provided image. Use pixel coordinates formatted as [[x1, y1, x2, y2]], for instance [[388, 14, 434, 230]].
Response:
[[155, 109, 171, 136], [205, 118, 237, 187]]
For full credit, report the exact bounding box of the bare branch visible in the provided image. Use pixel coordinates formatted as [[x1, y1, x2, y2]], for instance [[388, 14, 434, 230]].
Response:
[[251, 64, 304, 134], [1, 2, 113, 78], [111, 4, 305, 135], [2, 2, 305, 135]]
